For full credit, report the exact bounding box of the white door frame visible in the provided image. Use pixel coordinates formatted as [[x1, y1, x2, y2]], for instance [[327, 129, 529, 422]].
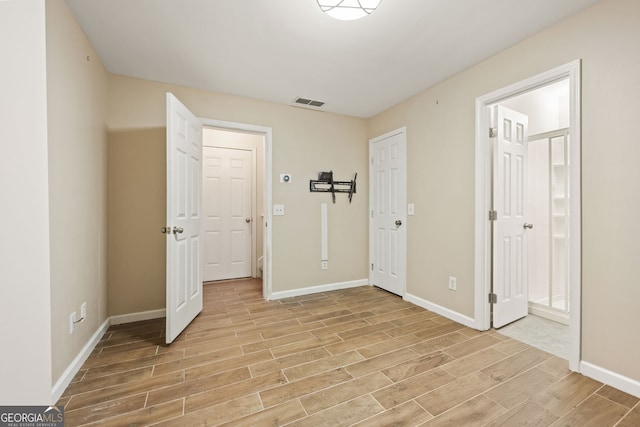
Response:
[[369, 127, 407, 297], [202, 133, 258, 279], [201, 118, 273, 300], [474, 60, 582, 371]]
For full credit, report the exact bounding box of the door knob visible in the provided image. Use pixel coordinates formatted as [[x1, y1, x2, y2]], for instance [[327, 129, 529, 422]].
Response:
[[523, 223, 534, 229], [245, 218, 251, 223], [395, 220, 402, 227], [161, 226, 172, 234], [172, 226, 184, 234]]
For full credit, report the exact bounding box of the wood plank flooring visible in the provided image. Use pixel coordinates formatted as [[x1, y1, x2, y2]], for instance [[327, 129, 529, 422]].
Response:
[[58, 279, 640, 426]]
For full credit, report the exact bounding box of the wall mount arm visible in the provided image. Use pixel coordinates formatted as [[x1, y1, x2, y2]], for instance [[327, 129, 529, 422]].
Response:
[[309, 171, 357, 203]]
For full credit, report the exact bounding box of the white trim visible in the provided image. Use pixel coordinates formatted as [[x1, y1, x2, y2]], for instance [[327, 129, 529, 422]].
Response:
[[52, 308, 167, 401], [369, 127, 407, 297], [581, 361, 640, 399], [404, 293, 476, 329], [528, 303, 569, 326], [110, 308, 166, 326], [51, 318, 110, 402], [200, 118, 273, 300], [474, 60, 582, 371], [268, 279, 369, 300]]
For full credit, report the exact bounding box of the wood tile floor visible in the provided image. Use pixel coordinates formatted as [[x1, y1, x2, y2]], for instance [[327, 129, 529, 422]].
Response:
[[58, 279, 640, 426]]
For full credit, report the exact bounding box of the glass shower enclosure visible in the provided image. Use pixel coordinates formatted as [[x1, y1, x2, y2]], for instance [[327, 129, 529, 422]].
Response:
[[527, 129, 570, 323]]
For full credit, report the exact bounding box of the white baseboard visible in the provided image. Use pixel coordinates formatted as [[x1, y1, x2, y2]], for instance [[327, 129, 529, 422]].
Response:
[[269, 279, 369, 300], [580, 361, 640, 399], [528, 303, 570, 326], [404, 292, 476, 329], [51, 308, 165, 403], [51, 318, 110, 403], [110, 308, 166, 325]]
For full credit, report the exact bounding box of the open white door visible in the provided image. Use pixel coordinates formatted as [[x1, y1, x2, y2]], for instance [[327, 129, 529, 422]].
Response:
[[370, 128, 407, 296], [493, 106, 529, 328], [165, 93, 203, 344]]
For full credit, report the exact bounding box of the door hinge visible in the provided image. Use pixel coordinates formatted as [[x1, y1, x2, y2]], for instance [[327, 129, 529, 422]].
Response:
[[371, 210, 374, 218], [489, 127, 498, 138], [488, 293, 497, 304], [371, 263, 374, 271], [489, 210, 498, 221], [371, 157, 374, 165]]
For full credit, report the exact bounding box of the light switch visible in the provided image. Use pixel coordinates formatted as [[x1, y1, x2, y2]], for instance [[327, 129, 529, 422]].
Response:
[[408, 203, 415, 216], [273, 204, 285, 216]]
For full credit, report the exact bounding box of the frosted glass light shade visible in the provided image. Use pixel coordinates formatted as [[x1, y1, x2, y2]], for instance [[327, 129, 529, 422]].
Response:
[[317, 0, 382, 21]]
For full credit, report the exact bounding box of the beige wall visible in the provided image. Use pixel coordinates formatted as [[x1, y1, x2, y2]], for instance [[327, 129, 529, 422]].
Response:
[[108, 128, 166, 314], [107, 75, 369, 314], [46, 0, 109, 382], [368, 0, 640, 382], [0, 0, 53, 404]]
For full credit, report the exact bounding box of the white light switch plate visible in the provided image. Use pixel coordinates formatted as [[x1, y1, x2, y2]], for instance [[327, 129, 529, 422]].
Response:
[[273, 204, 285, 216], [408, 203, 415, 216]]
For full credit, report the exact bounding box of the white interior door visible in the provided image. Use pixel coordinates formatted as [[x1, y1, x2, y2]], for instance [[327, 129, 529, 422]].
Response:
[[370, 129, 407, 296], [203, 146, 252, 281], [493, 105, 529, 328], [165, 93, 203, 344]]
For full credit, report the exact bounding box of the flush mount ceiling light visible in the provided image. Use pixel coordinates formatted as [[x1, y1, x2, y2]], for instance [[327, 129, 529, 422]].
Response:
[[317, 0, 382, 21]]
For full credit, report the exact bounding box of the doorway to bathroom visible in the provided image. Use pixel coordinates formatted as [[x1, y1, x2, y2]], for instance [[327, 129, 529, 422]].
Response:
[[499, 80, 571, 327], [474, 60, 582, 370]]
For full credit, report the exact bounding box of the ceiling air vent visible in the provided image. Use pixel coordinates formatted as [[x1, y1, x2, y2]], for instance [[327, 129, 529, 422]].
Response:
[[293, 97, 325, 109]]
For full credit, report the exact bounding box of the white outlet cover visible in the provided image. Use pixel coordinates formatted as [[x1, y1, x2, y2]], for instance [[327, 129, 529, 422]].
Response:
[[70, 312, 76, 334], [273, 204, 285, 216]]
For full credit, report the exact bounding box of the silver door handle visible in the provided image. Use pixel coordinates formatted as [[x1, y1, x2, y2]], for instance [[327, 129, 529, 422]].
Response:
[[523, 223, 534, 229], [245, 218, 251, 223], [172, 226, 184, 234], [395, 220, 402, 226]]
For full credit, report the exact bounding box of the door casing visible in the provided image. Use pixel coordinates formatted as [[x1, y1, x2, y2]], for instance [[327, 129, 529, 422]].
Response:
[[201, 118, 272, 300], [474, 60, 581, 371]]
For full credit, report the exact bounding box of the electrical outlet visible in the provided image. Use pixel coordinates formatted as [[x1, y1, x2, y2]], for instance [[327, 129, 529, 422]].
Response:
[[70, 312, 76, 334], [321, 260, 328, 270], [273, 204, 285, 216], [448, 276, 457, 291], [81, 302, 87, 321]]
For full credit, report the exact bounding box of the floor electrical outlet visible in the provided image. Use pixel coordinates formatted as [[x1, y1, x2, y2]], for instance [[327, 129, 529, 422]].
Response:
[[321, 260, 328, 270], [449, 276, 457, 291]]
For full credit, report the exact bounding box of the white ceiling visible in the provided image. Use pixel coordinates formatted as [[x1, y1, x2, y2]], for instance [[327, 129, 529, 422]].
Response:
[[64, 0, 600, 118]]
